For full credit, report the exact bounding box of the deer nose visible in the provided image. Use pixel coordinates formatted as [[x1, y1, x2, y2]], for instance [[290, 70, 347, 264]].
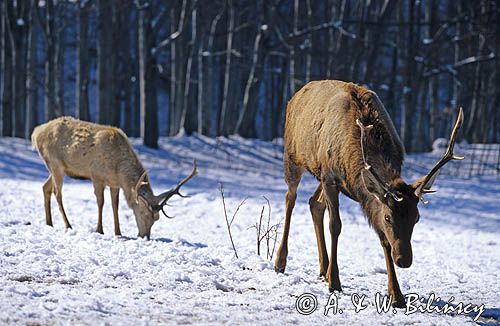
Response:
[[395, 256, 412, 268]]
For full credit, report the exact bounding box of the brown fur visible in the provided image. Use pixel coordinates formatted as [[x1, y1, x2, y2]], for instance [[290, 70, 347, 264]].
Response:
[[275, 80, 421, 308], [32, 117, 163, 238]]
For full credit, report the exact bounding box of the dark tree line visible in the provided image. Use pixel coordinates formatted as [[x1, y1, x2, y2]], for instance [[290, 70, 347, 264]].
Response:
[[0, 0, 499, 150]]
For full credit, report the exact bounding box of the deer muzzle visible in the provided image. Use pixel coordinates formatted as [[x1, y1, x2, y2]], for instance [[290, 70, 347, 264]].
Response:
[[392, 240, 413, 268]]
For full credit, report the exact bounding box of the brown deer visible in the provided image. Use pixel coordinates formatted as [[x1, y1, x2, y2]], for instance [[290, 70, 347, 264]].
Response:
[[31, 117, 197, 238], [275, 80, 463, 307]]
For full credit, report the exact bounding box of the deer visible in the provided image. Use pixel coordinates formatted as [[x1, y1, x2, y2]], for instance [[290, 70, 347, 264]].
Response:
[[31, 116, 197, 239], [274, 80, 464, 308]]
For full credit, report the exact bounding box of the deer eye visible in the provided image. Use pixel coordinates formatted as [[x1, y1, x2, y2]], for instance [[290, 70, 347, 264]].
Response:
[[384, 215, 391, 224]]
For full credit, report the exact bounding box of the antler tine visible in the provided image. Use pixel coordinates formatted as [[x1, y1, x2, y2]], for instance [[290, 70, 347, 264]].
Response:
[[415, 107, 464, 200], [172, 159, 198, 197], [156, 160, 198, 212], [134, 170, 149, 204], [160, 206, 174, 219], [356, 119, 403, 202]]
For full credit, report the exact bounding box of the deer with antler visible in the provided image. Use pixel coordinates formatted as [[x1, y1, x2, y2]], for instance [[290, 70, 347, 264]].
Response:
[[32, 117, 197, 238], [275, 80, 464, 307]]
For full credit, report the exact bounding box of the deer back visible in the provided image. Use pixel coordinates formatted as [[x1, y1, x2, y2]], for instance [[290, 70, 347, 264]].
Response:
[[284, 80, 404, 198], [32, 117, 143, 188]]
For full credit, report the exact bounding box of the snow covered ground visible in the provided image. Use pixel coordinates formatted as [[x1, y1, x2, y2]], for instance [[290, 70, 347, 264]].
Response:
[[0, 135, 498, 325]]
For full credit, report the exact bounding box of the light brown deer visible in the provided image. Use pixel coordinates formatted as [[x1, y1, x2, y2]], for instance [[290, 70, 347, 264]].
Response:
[[275, 80, 463, 307], [31, 117, 197, 238]]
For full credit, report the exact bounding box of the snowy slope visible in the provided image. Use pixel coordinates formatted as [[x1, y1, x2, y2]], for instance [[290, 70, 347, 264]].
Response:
[[0, 135, 498, 325]]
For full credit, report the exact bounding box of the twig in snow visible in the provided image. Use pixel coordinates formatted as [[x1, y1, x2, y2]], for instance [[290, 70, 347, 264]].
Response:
[[219, 183, 245, 259], [250, 196, 281, 260]]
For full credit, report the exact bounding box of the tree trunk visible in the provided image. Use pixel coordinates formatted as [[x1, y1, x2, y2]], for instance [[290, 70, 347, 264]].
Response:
[[44, 0, 56, 122], [25, 0, 38, 138], [9, 1, 28, 138], [400, 0, 414, 151], [326, 0, 337, 78], [97, 0, 112, 124], [131, 9, 140, 137], [121, 3, 133, 135], [304, 0, 312, 83], [1, 1, 13, 136], [138, 1, 158, 148], [181, 8, 197, 134], [219, 0, 234, 136], [466, 2, 486, 142], [427, 0, 438, 144], [54, 24, 65, 117], [288, 0, 301, 94], [76, 0, 90, 121], [169, 7, 177, 136], [450, 0, 462, 139], [236, 0, 274, 137], [197, 43, 203, 135], [200, 9, 223, 136], [109, 2, 120, 127], [411, 0, 427, 152], [235, 29, 262, 138]]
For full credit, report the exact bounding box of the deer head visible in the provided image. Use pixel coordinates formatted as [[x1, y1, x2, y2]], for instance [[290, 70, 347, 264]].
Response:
[[358, 108, 464, 268], [132, 160, 198, 238]]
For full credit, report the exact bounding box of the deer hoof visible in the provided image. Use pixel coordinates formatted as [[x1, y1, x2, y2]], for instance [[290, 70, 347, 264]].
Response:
[[329, 284, 342, 292], [329, 286, 342, 293], [275, 266, 286, 273], [391, 294, 406, 308]]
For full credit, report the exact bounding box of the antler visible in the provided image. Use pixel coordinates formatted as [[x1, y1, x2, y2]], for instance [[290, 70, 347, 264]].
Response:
[[153, 160, 198, 218], [413, 107, 464, 204], [134, 170, 149, 204], [356, 119, 402, 202]]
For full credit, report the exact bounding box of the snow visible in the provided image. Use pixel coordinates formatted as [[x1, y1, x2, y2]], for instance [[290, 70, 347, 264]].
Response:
[[0, 135, 499, 325]]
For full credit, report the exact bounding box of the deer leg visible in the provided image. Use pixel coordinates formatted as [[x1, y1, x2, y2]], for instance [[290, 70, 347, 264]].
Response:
[[93, 183, 105, 234], [322, 181, 342, 292], [42, 176, 54, 226], [52, 174, 72, 229], [110, 187, 121, 236], [275, 161, 303, 273], [381, 239, 406, 308], [309, 184, 328, 279]]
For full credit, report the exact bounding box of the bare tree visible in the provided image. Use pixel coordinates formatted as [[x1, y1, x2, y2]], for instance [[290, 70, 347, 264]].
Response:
[[109, 2, 121, 127], [427, 0, 438, 144], [76, 0, 90, 121], [43, 0, 56, 122], [398, 0, 416, 151], [0, 0, 497, 147], [1, 0, 13, 136], [218, 0, 235, 136], [7, 1, 28, 138], [235, 0, 282, 138], [25, 0, 38, 139], [180, 7, 198, 134], [96, 0, 112, 124], [54, 18, 65, 117], [138, 0, 159, 148]]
